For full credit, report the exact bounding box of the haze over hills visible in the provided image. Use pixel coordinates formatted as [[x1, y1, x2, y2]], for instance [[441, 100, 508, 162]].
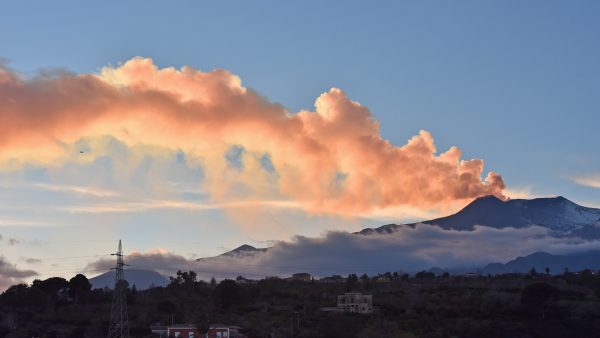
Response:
[[358, 195, 600, 236]]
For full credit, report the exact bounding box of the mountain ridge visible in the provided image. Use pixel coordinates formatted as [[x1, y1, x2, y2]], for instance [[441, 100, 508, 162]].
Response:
[[196, 244, 268, 261], [89, 269, 168, 290], [358, 195, 600, 235], [480, 250, 600, 275]]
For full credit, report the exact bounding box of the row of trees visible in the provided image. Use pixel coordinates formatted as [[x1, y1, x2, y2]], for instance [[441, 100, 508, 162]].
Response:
[[1, 270, 600, 337]]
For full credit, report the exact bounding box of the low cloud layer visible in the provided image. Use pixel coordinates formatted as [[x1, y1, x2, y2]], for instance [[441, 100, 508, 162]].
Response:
[[86, 224, 600, 281], [0, 58, 504, 215], [0, 256, 38, 290]]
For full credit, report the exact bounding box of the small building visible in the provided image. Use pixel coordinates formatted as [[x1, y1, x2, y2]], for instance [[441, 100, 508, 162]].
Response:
[[375, 275, 391, 283], [150, 323, 168, 337], [206, 324, 247, 338], [167, 324, 200, 338], [465, 272, 481, 278], [337, 292, 373, 314]]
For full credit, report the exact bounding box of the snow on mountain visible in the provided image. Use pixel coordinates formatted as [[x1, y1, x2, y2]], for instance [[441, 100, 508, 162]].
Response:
[[196, 244, 268, 261], [358, 195, 600, 235]]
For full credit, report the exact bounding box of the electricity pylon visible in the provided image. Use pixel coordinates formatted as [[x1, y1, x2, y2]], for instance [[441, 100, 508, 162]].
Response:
[[108, 240, 129, 338]]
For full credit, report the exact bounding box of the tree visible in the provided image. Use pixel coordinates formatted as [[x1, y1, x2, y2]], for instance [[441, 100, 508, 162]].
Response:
[[345, 274, 358, 291], [360, 273, 370, 290], [32, 277, 69, 296], [0, 284, 35, 307], [67, 327, 85, 338], [68, 274, 91, 303], [157, 300, 177, 314], [169, 270, 198, 288], [196, 312, 210, 334], [521, 282, 557, 319], [215, 279, 247, 310], [415, 271, 435, 280]]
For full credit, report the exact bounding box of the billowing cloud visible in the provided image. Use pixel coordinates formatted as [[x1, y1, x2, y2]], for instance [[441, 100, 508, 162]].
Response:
[[0, 256, 38, 291], [85, 224, 600, 281], [0, 57, 505, 215], [572, 173, 600, 189], [85, 249, 196, 279]]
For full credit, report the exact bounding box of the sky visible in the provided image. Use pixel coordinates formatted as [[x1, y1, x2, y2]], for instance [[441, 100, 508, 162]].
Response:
[[0, 1, 599, 287]]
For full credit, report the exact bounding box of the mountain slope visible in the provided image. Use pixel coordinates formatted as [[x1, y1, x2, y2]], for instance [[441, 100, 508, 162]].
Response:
[[481, 251, 600, 275], [196, 244, 267, 261], [359, 195, 600, 234], [90, 269, 169, 290]]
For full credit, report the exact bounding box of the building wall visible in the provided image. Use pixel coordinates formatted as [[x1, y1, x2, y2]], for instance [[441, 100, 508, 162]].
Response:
[[337, 292, 373, 314], [206, 327, 230, 338], [167, 327, 200, 338]]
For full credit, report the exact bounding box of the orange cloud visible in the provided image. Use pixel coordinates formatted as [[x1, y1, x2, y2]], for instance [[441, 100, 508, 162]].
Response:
[[0, 57, 505, 215]]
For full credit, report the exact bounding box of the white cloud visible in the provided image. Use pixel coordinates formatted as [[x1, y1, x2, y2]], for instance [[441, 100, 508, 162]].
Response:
[[504, 186, 534, 199], [31, 183, 119, 197], [60, 199, 301, 214], [572, 173, 600, 189], [0, 218, 54, 227]]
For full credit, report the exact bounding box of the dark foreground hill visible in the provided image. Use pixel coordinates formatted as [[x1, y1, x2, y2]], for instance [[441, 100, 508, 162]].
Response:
[[2, 271, 600, 337]]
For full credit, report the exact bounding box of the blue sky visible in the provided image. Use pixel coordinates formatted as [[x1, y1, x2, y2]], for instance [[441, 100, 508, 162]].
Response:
[[0, 1, 599, 283], [3, 1, 599, 199]]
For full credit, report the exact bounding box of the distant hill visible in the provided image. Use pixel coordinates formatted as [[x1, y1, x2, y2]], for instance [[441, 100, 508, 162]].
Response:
[[90, 269, 168, 290], [481, 250, 600, 275], [196, 244, 267, 261], [358, 195, 600, 235]]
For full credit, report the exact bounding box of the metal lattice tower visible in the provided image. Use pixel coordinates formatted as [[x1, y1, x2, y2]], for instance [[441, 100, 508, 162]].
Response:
[[108, 240, 129, 338]]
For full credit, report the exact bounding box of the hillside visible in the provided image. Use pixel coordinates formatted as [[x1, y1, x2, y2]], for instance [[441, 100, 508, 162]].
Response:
[[89, 269, 168, 290], [481, 250, 600, 275]]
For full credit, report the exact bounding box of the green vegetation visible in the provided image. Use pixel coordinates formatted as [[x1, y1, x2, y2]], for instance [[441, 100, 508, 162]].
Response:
[[1, 270, 600, 337]]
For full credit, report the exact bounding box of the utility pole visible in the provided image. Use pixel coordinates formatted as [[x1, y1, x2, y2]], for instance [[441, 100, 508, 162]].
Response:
[[108, 240, 130, 338]]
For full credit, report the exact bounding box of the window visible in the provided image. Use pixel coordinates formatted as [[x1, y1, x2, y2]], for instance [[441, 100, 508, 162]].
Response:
[[174, 332, 180, 338], [189, 333, 194, 338]]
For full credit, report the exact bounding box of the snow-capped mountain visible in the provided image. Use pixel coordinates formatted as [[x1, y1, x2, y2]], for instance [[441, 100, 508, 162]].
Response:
[[358, 195, 600, 235], [196, 244, 268, 261]]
